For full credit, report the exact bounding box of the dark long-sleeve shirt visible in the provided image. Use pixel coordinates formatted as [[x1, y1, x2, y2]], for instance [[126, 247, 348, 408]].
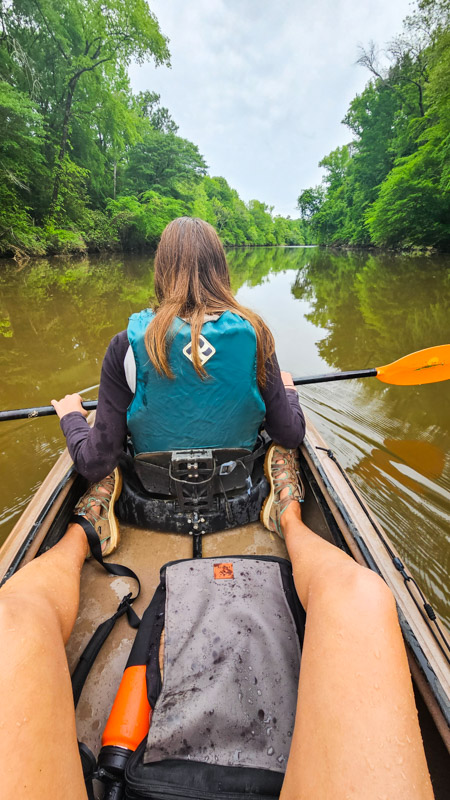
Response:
[[60, 330, 305, 482]]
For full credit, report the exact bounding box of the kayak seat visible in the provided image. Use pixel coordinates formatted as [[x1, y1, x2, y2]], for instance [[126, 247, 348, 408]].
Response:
[[116, 439, 269, 534]]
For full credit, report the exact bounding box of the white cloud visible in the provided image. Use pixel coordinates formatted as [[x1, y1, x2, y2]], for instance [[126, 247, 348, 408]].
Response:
[[130, 0, 413, 216]]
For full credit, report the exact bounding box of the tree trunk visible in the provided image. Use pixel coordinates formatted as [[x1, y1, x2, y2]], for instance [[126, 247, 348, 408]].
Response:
[[418, 83, 424, 117], [50, 76, 79, 212], [113, 161, 117, 200]]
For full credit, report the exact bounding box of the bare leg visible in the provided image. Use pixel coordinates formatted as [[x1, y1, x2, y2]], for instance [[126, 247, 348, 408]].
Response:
[[0, 523, 88, 800], [280, 501, 434, 800]]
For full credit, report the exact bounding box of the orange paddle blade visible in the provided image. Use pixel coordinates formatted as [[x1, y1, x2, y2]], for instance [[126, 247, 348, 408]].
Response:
[[376, 345, 450, 386]]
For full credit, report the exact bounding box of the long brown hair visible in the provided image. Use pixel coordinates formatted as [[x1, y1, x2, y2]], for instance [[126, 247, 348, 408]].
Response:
[[145, 217, 275, 386]]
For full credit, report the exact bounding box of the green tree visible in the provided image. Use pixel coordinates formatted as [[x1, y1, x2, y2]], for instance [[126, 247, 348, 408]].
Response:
[[107, 192, 186, 250], [296, 0, 449, 250], [133, 90, 179, 135], [248, 200, 276, 245], [124, 130, 207, 197], [0, 0, 312, 256], [2, 0, 169, 213], [366, 136, 450, 247], [0, 81, 46, 254], [297, 187, 325, 222]]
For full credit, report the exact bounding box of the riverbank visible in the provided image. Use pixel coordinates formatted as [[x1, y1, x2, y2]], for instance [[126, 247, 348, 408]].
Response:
[[4, 228, 450, 263], [1, 236, 315, 262], [4, 240, 448, 263], [320, 243, 449, 256]]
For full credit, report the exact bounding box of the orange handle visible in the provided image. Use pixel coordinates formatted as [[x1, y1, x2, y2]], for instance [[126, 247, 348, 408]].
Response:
[[102, 664, 152, 751]]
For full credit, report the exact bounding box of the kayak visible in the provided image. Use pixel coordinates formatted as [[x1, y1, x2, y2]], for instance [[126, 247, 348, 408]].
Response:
[[0, 415, 449, 797]]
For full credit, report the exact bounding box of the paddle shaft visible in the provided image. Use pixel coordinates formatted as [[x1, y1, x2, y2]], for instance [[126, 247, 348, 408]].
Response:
[[1, 400, 98, 422], [1, 369, 380, 421], [293, 368, 377, 386]]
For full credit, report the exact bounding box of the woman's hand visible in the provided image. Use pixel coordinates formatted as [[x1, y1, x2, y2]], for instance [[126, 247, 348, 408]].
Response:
[[51, 393, 88, 420], [280, 370, 295, 389]]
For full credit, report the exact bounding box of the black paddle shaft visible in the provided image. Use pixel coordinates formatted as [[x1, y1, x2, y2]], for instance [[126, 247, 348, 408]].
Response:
[[0, 400, 98, 421], [1, 368, 380, 421], [294, 368, 377, 386]]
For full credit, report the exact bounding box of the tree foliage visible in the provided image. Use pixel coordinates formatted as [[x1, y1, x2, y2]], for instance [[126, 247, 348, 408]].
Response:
[[297, 0, 450, 250], [0, 0, 307, 256]]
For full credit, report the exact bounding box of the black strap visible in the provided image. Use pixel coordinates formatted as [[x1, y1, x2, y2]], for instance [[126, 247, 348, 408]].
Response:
[[78, 741, 96, 800], [70, 515, 141, 708], [71, 515, 142, 799], [71, 592, 139, 707], [72, 515, 141, 604], [240, 438, 267, 465]]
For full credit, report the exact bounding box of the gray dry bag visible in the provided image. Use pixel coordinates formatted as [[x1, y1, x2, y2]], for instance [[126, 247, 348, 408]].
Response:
[[124, 555, 306, 800]]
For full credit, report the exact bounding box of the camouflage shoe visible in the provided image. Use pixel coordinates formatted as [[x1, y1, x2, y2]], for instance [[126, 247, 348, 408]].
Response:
[[73, 468, 122, 557], [260, 444, 305, 539]]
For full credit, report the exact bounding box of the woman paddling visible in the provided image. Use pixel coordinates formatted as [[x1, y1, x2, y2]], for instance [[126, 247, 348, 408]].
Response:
[[51, 216, 305, 548]]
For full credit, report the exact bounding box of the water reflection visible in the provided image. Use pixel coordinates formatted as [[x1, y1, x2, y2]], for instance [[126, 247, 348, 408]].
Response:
[[292, 249, 450, 428], [1, 247, 449, 624], [0, 256, 155, 403]]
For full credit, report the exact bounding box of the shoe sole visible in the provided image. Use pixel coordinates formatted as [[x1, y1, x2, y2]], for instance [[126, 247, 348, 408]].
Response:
[[260, 444, 278, 533], [103, 467, 123, 557]]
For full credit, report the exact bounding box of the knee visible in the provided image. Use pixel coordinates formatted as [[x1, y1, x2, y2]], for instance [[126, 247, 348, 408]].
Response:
[[317, 561, 397, 625], [0, 590, 58, 645], [339, 563, 397, 622]]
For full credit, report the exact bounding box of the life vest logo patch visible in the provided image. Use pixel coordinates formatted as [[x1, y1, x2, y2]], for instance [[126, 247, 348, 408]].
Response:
[[183, 335, 216, 366], [214, 563, 234, 580]]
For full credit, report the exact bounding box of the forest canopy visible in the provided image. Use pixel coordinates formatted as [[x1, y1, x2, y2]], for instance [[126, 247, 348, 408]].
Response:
[[0, 0, 308, 257], [1, 0, 448, 257], [297, 0, 450, 251]]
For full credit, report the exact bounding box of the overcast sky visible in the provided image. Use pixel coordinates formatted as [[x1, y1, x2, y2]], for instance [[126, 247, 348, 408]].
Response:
[[129, 0, 413, 217]]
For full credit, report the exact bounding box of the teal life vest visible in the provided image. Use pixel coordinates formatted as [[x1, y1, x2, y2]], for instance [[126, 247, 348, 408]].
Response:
[[126, 309, 266, 453]]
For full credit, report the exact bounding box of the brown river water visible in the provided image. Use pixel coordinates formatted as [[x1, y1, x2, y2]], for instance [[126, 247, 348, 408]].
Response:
[[1, 247, 449, 625]]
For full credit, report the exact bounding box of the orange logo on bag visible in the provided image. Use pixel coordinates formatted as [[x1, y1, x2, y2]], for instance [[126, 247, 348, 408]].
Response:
[[214, 563, 234, 580]]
